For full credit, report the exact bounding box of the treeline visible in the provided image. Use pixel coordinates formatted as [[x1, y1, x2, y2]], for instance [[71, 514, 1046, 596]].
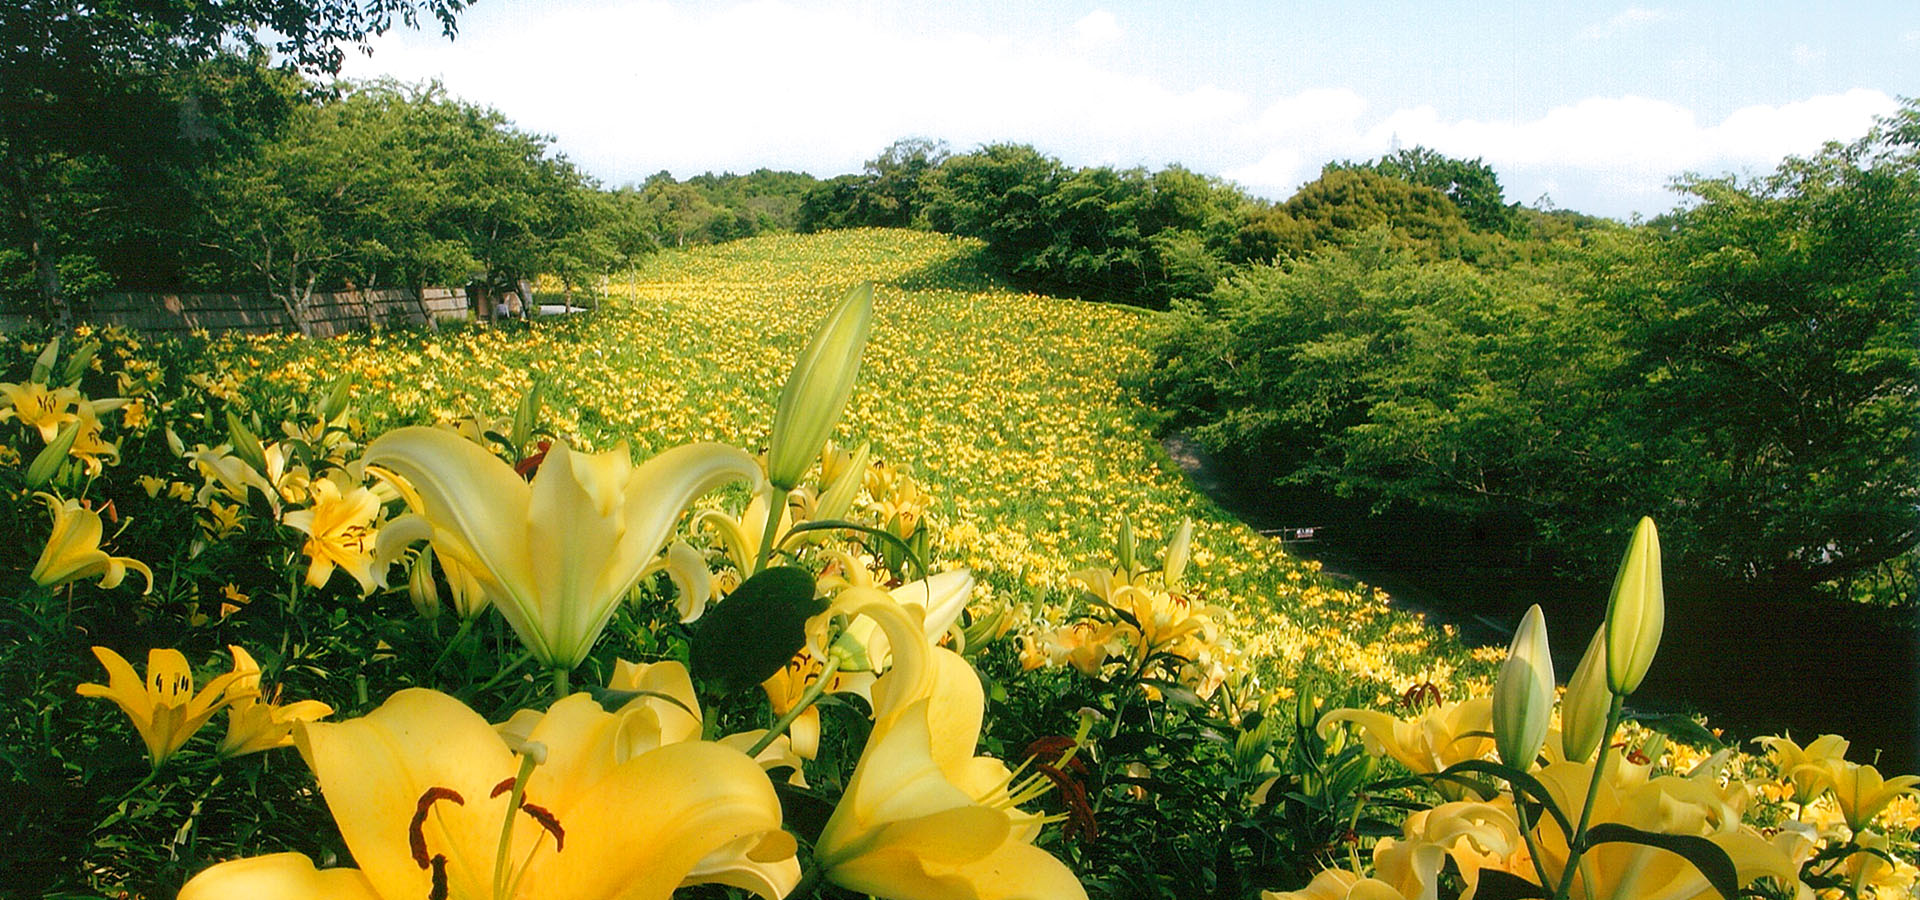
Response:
[[0, 56, 817, 325], [792, 137, 1604, 308], [1138, 104, 1919, 600]]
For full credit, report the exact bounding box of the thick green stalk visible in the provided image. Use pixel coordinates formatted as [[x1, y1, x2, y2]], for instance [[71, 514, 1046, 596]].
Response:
[[550, 666, 570, 699], [1553, 693, 1625, 900]]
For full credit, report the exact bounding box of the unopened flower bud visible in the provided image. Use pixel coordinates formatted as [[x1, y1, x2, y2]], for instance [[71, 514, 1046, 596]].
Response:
[[1492, 604, 1553, 769], [1560, 626, 1610, 762], [1605, 517, 1664, 695], [767, 283, 873, 491]]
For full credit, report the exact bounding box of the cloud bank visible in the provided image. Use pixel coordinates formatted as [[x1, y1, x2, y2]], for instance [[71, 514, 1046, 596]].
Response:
[[344, 1, 1900, 220]]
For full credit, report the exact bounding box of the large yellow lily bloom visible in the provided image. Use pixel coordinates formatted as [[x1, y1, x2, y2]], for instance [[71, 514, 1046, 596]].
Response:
[[815, 589, 1087, 900], [218, 646, 333, 758], [283, 469, 383, 593], [179, 688, 795, 900], [76, 646, 253, 767], [1800, 760, 1920, 832], [30, 492, 152, 592], [1319, 697, 1496, 777], [1756, 733, 1850, 807], [363, 426, 760, 672], [0, 379, 79, 441], [1526, 759, 1805, 900]]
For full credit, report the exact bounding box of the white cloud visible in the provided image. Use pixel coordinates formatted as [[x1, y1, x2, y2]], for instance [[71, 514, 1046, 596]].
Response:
[[339, 2, 1899, 219], [1581, 6, 1675, 40], [1072, 10, 1122, 48]]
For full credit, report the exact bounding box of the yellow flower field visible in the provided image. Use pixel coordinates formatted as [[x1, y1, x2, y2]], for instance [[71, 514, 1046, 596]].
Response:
[[207, 228, 1488, 705]]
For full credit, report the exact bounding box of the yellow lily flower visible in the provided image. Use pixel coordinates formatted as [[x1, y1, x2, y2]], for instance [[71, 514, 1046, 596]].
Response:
[[0, 379, 79, 441], [815, 589, 1087, 900], [1319, 697, 1496, 777], [66, 402, 118, 474], [1800, 760, 1920, 832], [188, 443, 278, 512], [364, 426, 760, 673], [218, 646, 334, 758], [1527, 758, 1805, 900], [1369, 802, 1521, 900], [30, 492, 152, 592], [283, 469, 383, 593], [1756, 733, 1850, 807], [76, 646, 253, 767], [1263, 868, 1407, 900], [179, 688, 795, 900]]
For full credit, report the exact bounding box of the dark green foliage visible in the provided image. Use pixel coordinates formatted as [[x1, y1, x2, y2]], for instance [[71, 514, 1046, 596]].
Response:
[[688, 565, 826, 696], [1329, 146, 1516, 233], [1140, 102, 1920, 597], [0, 0, 470, 318]]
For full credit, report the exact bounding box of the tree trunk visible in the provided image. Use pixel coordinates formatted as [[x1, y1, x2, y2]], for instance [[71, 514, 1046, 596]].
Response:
[[0, 156, 68, 327]]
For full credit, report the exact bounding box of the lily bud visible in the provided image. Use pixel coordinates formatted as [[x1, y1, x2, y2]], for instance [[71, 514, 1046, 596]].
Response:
[[1117, 514, 1137, 575], [226, 410, 269, 477], [30, 337, 58, 383], [317, 374, 354, 423], [1604, 516, 1664, 695], [26, 420, 80, 486], [767, 283, 873, 491], [814, 442, 871, 523], [407, 546, 442, 619], [165, 426, 186, 457], [1560, 626, 1610, 763], [1492, 604, 1553, 769], [1163, 518, 1194, 591], [60, 341, 100, 386]]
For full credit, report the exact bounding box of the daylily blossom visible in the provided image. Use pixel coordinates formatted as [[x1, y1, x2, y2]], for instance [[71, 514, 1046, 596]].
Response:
[[1262, 868, 1406, 900], [283, 469, 383, 592], [66, 402, 118, 474], [76, 646, 253, 767], [30, 492, 152, 592], [218, 646, 333, 757], [364, 426, 760, 673], [814, 588, 1087, 900], [179, 688, 796, 900]]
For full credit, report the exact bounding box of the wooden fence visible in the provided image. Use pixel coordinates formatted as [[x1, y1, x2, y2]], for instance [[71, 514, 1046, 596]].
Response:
[[0, 287, 470, 337]]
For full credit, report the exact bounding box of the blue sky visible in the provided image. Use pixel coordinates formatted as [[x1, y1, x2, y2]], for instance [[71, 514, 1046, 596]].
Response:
[[342, 1, 1917, 219]]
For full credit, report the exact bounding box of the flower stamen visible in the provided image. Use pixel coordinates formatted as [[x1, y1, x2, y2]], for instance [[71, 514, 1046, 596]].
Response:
[[408, 786, 466, 868]]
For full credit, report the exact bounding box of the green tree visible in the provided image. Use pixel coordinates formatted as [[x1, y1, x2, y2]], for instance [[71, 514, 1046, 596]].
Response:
[[1332, 146, 1515, 232], [1593, 101, 1920, 587], [0, 0, 470, 321]]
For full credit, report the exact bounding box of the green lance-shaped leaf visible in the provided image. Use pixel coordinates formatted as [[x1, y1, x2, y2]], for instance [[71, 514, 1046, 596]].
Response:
[[688, 565, 827, 696], [26, 420, 82, 486], [226, 410, 269, 477], [1583, 823, 1741, 900], [1560, 626, 1610, 763], [1492, 604, 1554, 769], [767, 283, 873, 491], [1605, 516, 1664, 695], [30, 337, 58, 383], [59, 341, 100, 386]]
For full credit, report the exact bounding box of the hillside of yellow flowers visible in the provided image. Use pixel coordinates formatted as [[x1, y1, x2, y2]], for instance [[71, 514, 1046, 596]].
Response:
[[2, 227, 1912, 899]]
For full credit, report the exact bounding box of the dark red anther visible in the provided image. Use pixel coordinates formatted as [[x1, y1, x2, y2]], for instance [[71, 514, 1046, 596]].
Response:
[[520, 802, 566, 851], [427, 854, 450, 900], [513, 440, 553, 480], [490, 777, 517, 799], [408, 787, 466, 868], [1400, 682, 1443, 711]]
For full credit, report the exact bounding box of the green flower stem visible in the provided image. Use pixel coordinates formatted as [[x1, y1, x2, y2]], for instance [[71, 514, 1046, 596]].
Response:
[[429, 616, 476, 677], [1511, 789, 1556, 890], [550, 666, 571, 699], [1553, 693, 1625, 900], [752, 486, 789, 575], [747, 652, 840, 758], [472, 651, 534, 695]]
